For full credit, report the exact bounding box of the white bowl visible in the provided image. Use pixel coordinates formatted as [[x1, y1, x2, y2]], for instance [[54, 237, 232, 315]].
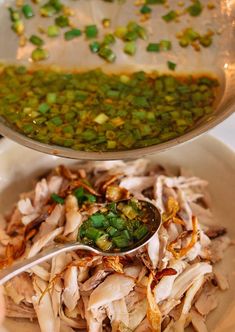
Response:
[[0, 135, 235, 331]]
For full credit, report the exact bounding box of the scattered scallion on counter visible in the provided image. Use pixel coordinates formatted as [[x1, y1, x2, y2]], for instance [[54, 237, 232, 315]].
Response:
[[64, 28, 82, 41], [40, 0, 63, 17], [31, 48, 49, 61], [178, 28, 213, 50], [29, 35, 44, 47], [187, 0, 203, 16], [160, 39, 172, 51], [9, 7, 20, 22], [47, 25, 60, 37], [145, 0, 165, 4], [89, 41, 101, 53], [146, 43, 160, 52], [85, 25, 98, 39], [140, 5, 152, 14], [167, 61, 177, 71], [162, 10, 177, 22], [22, 4, 34, 19], [124, 41, 136, 55], [55, 15, 69, 27], [98, 46, 116, 62]]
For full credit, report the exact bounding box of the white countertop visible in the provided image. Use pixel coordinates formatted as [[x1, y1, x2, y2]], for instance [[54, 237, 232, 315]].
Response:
[[210, 113, 235, 150]]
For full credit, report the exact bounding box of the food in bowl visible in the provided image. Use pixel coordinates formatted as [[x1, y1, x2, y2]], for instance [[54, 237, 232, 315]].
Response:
[[0, 159, 230, 331], [0, 65, 219, 152]]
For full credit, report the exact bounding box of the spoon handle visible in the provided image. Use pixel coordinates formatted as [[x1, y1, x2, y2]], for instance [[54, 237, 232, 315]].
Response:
[[0, 243, 92, 285]]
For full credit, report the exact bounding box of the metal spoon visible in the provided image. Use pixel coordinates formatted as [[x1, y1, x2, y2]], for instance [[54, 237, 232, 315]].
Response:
[[0, 200, 161, 285]]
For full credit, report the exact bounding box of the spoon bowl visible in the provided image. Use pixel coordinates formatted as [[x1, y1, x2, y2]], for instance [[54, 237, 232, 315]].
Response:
[[0, 200, 161, 285]]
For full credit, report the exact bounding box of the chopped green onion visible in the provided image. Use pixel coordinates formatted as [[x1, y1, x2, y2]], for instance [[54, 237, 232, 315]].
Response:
[[185, 28, 200, 41], [51, 116, 63, 125], [64, 28, 82, 41], [46, 93, 57, 104], [89, 41, 101, 53], [112, 235, 129, 248], [47, 25, 60, 37], [31, 48, 49, 61], [22, 4, 34, 19], [38, 103, 50, 113], [167, 61, 177, 71], [124, 30, 138, 42], [94, 113, 109, 124], [29, 35, 44, 47], [74, 187, 84, 201], [98, 46, 116, 63], [179, 37, 189, 47], [146, 43, 160, 52], [160, 39, 172, 51], [140, 5, 152, 14], [103, 33, 116, 45], [187, 0, 203, 16], [115, 26, 127, 39], [40, 4, 56, 17], [146, 0, 165, 3], [86, 194, 96, 203], [107, 140, 117, 149], [40, 0, 63, 17], [90, 213, 106, 228], [199, 35, 212, 47], [51, 193, 64, 204], [8, 8, 20, 22], [107, 226, 118, 237], [11, 20, 24, 35], [96, 234, 112, 251], [85, 227, 103, 241], [133, 224, 148, 240], [109, 217, 126, 230], [55, 15, 69, 27], [162, 10, 177, 22], [124, 41, 136, 55], [85, 25, 98, 39]]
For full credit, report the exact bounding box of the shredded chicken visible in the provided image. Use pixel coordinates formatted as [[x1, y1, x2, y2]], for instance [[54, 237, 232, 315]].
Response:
[[0, 159, 230, 331]]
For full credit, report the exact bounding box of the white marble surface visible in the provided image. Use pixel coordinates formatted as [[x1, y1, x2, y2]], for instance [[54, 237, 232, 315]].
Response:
[[210, 113, 235, 150]]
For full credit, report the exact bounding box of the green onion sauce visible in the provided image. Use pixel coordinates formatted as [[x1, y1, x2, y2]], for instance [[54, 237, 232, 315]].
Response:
[[78, 199, 154, 252], [0, 66, 219, 152]]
